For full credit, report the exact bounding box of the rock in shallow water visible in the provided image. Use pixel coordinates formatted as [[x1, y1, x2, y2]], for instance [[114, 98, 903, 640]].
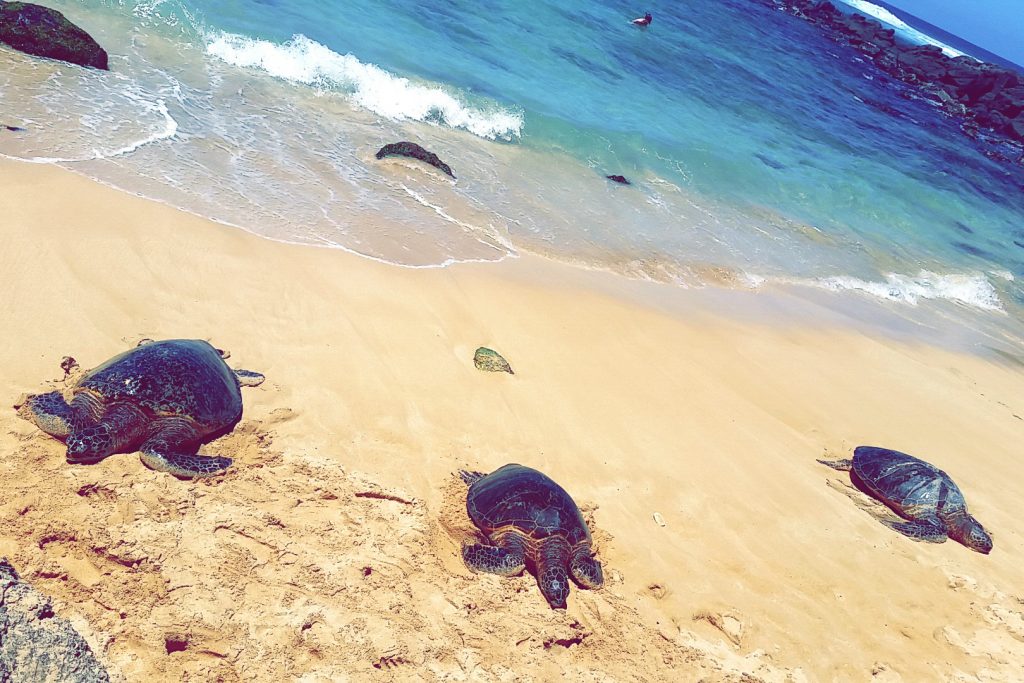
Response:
[[0, 2, 108, 70], [0, 558, 111, 682], [375, 141, 455, 178], [473, 347, 513, 374]]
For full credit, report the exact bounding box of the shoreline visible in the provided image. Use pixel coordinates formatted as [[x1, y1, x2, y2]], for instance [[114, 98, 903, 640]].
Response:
[[2, 158, 1023, 680], [8, 152, 1024, 359]]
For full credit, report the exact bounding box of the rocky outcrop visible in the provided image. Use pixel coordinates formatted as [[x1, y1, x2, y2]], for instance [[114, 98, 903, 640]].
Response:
[[756, 0, 1024, 155], [375, 141, 456, 178], [0, 2, 108, 70], [0, 558, 111, 682], [473, 347, 513, 374], [606, 174, 631, 185]]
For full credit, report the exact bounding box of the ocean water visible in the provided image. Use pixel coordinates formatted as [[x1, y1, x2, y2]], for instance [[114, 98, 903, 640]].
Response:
[[2, 0, 1024, 347]]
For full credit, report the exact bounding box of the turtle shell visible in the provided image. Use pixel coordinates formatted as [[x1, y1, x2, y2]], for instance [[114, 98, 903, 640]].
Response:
[[76, 339, 242, 429], [852, 446, 966, 518], [465, 463, 591, 546]]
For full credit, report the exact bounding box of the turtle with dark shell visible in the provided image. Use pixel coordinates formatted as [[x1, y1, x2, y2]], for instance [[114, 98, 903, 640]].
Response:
[[818, 446, 992, 554], [15, 339, 264, 479], [459, 463, 603, 608]]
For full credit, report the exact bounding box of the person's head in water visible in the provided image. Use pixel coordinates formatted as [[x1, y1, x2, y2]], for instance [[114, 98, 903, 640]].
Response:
[[632, 12, 652, 26]]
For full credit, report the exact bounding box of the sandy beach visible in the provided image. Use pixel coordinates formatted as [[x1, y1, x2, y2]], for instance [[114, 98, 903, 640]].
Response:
[[1, 157, 1023, 681]]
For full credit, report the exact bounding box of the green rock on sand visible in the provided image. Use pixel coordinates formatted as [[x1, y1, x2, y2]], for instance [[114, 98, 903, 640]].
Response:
[[474, 347, 513, 374]]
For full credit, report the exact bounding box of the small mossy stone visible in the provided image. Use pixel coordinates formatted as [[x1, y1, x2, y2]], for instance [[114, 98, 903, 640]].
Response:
[[473, 347, 513, 374]]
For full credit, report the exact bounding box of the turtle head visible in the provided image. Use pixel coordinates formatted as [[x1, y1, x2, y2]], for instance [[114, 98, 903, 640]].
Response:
[[948, 514, 993, 554], [538, 564, 570, 609], [569, 547, 604, 590], [65, 424, 116, 464]]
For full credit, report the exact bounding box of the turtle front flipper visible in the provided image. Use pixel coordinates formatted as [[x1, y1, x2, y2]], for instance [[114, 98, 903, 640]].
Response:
[[569, 545, 604, 590], [880, 517, 948, 543], [139, 427, 231, 479], [462, 535, 526, 577], [66, 401, 149, 464], [233, 369, 265, 387], [15, 391, 74, 438]]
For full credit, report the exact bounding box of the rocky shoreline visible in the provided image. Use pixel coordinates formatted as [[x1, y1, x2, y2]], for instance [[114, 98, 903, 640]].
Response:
[[757, 0, 1024, 164]]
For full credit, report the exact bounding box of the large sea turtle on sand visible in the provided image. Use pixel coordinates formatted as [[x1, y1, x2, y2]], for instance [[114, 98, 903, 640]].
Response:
[[459, 463, 603, 608], [818, 446, 992, 554], [15, 339, 264, 479]]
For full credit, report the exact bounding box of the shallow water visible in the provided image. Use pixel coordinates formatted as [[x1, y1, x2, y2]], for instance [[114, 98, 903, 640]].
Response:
[[1, 0, 1023, 348]]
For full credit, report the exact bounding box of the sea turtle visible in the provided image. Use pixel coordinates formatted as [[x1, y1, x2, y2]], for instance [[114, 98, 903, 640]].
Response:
[[15, 339, 264, 479], [818, 446, 992, 554], [459, 463, 603, 608]]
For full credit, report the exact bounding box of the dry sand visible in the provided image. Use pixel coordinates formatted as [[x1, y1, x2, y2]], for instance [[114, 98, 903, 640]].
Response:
[[1, 158, 1022, 681]]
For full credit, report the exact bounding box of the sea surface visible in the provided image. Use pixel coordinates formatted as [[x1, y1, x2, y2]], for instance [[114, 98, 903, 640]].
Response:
[[2, 0, 1024, 350]]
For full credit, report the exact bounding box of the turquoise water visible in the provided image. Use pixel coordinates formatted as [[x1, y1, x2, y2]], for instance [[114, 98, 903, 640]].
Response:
[[2, 0, 1023, 336]]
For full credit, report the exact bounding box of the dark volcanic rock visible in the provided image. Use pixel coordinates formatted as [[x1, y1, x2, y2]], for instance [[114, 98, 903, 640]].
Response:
[[755, 0, 1024, 157], [606, 174, 631, 184], [0, 2, 108, 70], [0, 558, 111, 682], [375, 141, 455, 178]]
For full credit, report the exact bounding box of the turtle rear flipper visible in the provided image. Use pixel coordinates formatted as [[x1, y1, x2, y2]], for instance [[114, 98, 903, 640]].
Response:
[[15, 391, 74, 438], [462, 540, 526, 576], [459, 470, 486, 485], [817, 458, 853, 471], [880, 517, 948, 543], [139, 429, 231, 479], [233, 369, 265, 387]]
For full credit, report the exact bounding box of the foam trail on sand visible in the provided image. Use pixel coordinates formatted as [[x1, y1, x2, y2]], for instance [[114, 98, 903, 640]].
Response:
[[749, 270, 1005, 312]]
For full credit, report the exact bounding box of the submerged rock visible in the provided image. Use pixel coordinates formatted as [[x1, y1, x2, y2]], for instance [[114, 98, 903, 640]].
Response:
[[0, 2, 109, 70], [606, 174, 631, 185], [375, 141, 456, 178], [0, 558, 111, 682], [473, 347, 513, 374]]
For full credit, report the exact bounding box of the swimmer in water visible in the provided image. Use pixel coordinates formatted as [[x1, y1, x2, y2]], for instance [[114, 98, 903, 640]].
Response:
[[632, 12, 652, 27]]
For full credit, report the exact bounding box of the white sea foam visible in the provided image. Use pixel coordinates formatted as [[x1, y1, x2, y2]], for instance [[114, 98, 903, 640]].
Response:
[[204, 32, 523, 141], [838, 0, 972, 59], [751, 269, 1005, 312], [16, 98, 178, 164]]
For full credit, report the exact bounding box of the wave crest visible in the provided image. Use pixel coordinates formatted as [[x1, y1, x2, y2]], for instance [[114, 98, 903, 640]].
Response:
[[205, 32, 523, 141]]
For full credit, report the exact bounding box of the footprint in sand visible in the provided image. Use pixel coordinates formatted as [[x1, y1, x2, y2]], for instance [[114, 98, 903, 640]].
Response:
[[693, 609, 745, 646]]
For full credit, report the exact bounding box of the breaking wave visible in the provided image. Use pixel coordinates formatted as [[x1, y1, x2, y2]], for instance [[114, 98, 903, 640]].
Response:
[[205, 32, 523, 141]]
